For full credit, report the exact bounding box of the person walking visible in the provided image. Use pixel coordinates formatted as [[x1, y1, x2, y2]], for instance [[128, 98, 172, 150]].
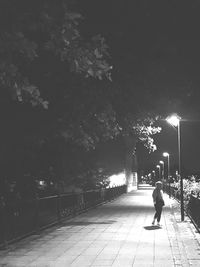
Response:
[[152, 181, 165, 226]]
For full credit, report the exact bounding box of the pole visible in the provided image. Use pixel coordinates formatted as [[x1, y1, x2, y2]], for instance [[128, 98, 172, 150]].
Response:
[[178, 120, 184, 221], [152, 171, 155, 186], [159, 167, 161, 181], [162, 163, 164, 182], [168, 155, 171, 198], [156, 167, 160, 181]]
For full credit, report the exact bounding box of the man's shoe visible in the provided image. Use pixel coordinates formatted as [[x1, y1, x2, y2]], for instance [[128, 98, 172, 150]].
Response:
[[152, 220, 155, 225]]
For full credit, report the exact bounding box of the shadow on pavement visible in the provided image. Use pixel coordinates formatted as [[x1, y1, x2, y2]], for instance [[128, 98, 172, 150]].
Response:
[[144, 225, 161, 230]]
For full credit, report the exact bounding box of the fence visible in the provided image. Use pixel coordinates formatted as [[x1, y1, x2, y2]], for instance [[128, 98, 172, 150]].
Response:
[[0, 185, 127, 248], [163, 183, 200, 230]]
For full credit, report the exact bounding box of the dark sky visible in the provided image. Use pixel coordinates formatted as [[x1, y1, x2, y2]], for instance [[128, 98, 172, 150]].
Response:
[[78, 0, 200, 175]]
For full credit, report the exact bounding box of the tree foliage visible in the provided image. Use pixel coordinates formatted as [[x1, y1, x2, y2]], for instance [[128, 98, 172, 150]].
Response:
[[0, 0, 112, 107]]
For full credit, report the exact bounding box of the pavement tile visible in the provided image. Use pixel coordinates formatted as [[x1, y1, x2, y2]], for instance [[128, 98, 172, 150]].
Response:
[[112, 264, 133, 267], [154, 260, 175, 267], [70, 255, 96, 266], [92, 259, 114, 266], [56, 254, 77, 261], [64, 248, 85, 256], [96, 253, 117, 260], [115, 256, 135, 262], [132, 260, 154, 267]]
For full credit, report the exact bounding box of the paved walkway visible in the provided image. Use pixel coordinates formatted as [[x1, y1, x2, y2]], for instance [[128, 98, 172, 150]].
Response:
[[1, 185, 200, 267]]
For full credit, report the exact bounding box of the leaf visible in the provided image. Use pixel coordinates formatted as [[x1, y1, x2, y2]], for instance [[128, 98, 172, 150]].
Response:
[[87, 68, 94, 77], [94, 48, 102, 59]]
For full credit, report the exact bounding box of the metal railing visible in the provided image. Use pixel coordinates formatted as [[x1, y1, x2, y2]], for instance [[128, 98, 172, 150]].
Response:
[[187, 195, 200, 229], [0, 185, 127, 248]]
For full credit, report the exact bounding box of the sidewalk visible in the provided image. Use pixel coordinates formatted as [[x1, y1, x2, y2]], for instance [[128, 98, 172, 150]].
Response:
[[0, 184, 200, 267]]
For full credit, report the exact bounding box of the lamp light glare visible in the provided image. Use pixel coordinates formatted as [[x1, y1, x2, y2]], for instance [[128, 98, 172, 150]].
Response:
[[166, 114, 180, 127]]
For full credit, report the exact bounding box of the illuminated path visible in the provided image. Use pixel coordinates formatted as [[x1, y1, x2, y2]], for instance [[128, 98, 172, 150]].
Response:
[[0, 184, 200, 267]]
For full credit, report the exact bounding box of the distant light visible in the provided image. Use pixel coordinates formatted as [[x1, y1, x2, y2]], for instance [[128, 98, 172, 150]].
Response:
[[166, 114, 181, 127], [163, 152, 169, 157], [156, 165, 160, 168], [159, 160, 164, 164], [108, 172, 126, 186]]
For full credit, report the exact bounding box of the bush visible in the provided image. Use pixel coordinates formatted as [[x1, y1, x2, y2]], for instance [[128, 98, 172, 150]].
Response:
[[172, 179, 200, 201]]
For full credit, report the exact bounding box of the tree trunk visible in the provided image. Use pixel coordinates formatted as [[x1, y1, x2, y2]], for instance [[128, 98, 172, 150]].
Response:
[[124, 134, 138, 192]]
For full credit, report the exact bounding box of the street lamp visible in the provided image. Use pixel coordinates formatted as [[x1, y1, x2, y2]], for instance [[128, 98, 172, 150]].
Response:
[[163, 152, 170, 197], [166, 114, 184, 221], [159, 160, 164, 181], [156, 165, 161, 181]]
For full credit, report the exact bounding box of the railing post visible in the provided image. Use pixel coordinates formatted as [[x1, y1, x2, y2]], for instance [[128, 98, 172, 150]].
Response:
[[77, 192, 84, 212], [72, 193, 78, 216], [100, 188, 105, 202], [0, 196, 7, 249], [57, 193, 62, 223], [107, 187, 111, 201], [34, 194, 40, 234]]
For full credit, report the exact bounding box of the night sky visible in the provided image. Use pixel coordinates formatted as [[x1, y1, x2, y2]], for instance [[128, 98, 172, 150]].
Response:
[[78, 0, 200, 175]]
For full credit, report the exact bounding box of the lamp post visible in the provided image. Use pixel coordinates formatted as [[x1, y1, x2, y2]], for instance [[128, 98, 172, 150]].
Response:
[[156, 165, 161, 181], [163, 152, 170, 197], [159, 160, 164, 182], [166, 114, 184, 221], [152, 170, 155, 185]]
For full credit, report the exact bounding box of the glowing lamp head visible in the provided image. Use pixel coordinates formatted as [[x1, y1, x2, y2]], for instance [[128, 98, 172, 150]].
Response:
[[156, 165, 160, 168], [159, 160, 164, 164], [163, 152, 169, 157], [166, 114, 181, 127]]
